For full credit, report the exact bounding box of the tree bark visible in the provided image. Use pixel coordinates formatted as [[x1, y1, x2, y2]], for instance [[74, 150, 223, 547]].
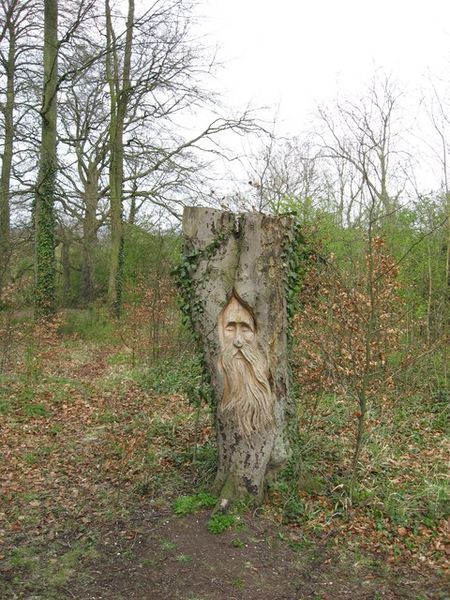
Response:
[[182, 207, 293, 506], [80, 167, 99, 305], [60, 229, 71, 305], [106, 0, 134, 317], [0, 17, 15, 294], [34, 0, 58, 317]]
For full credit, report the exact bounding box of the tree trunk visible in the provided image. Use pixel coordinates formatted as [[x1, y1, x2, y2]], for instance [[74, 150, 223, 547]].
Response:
[[34, 0, 58, 317], [128, 192, 137, 225], [106, 0, 134, 317], [60, 230, 71, 306], [0, 21, 15, 294], [446, 191, 450, 313], [426, 243, 433, 345], [81, 169, 99, 305], [182, 207, 293, 506]]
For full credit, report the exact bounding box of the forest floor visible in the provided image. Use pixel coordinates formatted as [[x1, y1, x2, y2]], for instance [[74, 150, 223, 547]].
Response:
[[0, 312, 448, 599]]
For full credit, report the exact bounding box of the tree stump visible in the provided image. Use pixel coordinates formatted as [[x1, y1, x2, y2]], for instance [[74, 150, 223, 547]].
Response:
[[181, 207, 294, 506]]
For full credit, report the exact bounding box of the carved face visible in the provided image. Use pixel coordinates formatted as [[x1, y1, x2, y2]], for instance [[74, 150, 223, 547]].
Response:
[[220, 297, 255, 355], [218, 295, 273, 437]]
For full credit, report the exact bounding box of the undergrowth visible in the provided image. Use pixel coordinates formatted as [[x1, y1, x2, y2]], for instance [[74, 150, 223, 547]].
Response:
[[273, 386, 449, 541], [136, 353, 204, 395], [0, 309, 447, 598], [59, 308, 119, 343]]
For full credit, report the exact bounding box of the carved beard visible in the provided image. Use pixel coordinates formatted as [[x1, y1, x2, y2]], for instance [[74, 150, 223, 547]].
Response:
[[218, 343, 274, 438]]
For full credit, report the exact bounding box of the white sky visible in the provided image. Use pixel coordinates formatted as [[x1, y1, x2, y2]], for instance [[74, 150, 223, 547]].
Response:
[[195, 0, 450, 135]]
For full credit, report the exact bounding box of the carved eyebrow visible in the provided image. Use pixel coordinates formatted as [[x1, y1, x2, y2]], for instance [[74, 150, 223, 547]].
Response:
[[225, 320, 253, 329]]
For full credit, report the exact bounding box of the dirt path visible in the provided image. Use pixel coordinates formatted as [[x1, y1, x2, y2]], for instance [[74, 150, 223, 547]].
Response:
[[67, 510, 447, 600]]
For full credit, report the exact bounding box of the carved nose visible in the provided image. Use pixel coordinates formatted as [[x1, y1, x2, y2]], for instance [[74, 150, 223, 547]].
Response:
[[234, 335, 243, 348]]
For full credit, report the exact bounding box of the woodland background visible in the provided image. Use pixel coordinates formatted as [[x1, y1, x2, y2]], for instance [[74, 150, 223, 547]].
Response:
[[0, 0, 448, 598]]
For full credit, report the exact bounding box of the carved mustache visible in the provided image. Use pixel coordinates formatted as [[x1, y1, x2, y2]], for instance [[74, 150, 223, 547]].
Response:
[[225, 343, 258, 363]]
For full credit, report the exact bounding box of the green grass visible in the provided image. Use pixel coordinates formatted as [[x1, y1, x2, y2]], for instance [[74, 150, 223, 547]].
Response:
[[160, 540, 177, 551], [5, 539, 98, 598], [42, 541, 98, 587], [107, 351, 131, 365], [21, 444, 57, 465], [176, 553, 192, 563], [0, 373, 92, 421], [135, 354, 204, 396], [60, 308, 118, 343], [231, 538, 246, 548], [231, 576, 245, 589], [9, 546, 36, 571], [207, 513, 236, 534], [173, 492, 217, 515], [24, 403, 51, 418]]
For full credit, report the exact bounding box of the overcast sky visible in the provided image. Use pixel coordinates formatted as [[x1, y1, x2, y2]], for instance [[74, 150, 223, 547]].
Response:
[[195, 0, 450, 135]]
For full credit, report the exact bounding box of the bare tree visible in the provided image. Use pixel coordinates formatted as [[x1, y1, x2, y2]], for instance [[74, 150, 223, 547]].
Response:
[[97, 0, 261, 315], [427, 80, 450, 301], [0, 0, 40, 294], [232, 134, 327, 214], [317, 74, 408, 230], [58, 55, 110, 304]]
